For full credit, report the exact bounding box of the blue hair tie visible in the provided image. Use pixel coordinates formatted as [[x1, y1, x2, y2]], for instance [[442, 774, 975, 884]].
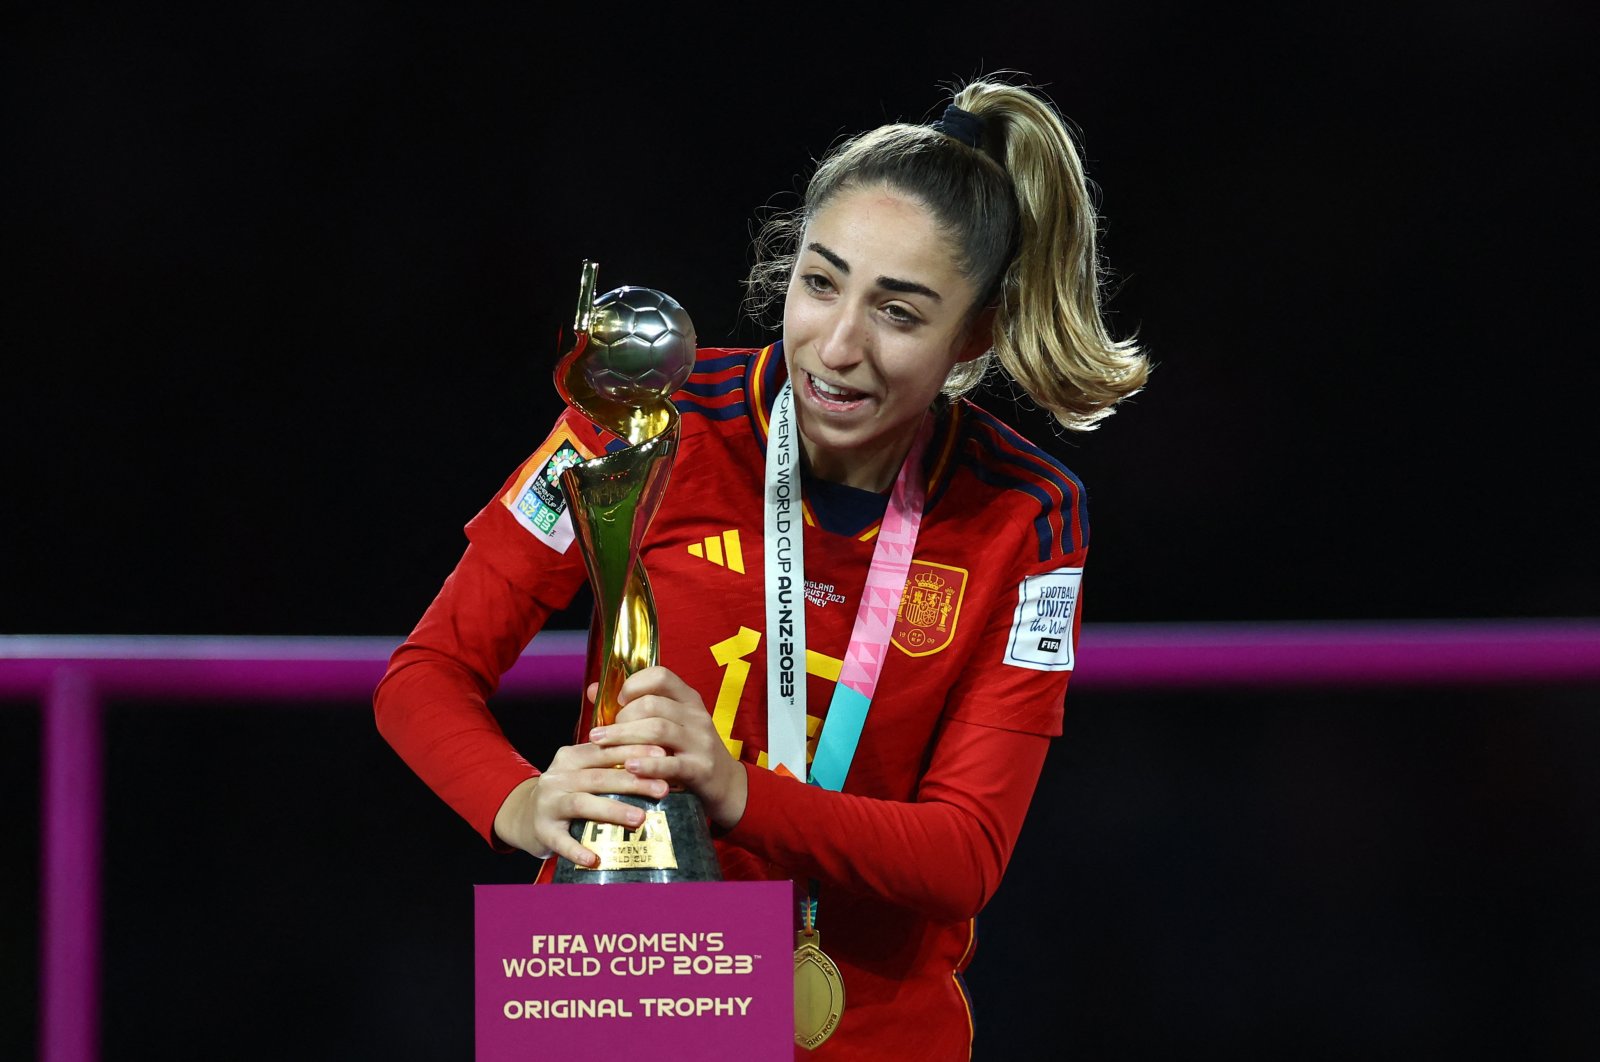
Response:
[[930, 104, 986, 149]]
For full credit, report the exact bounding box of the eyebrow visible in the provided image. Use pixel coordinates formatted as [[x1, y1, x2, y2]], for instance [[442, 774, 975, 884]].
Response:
[[805, 241, 943, 301]]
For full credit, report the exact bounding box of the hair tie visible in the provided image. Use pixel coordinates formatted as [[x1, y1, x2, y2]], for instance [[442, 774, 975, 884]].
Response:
[[929, 104, 986, 149]]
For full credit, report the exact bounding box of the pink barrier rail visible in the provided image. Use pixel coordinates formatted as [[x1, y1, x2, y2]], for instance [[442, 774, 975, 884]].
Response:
[[5, 621, 1600, 1062]]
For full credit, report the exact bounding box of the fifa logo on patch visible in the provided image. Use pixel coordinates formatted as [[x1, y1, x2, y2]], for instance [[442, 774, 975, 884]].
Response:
[[892, 560, 968, 657], [1004, 567, 1083, 672]]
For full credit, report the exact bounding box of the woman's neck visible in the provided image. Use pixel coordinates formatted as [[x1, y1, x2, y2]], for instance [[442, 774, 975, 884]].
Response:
[[799, 433, 912, 493]]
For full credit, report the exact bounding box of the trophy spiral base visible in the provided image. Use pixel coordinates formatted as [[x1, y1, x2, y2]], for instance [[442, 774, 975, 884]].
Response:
[[552, 791, 723, 884]]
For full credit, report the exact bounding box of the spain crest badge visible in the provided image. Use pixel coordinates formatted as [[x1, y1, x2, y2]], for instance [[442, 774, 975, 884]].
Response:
[[892, 560, 969, 657]]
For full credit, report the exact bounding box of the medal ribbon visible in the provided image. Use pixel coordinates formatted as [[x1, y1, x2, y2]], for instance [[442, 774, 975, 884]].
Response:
[[763, 380, 932, 790], [766, 377, 932, 1049], [763, 380, 808, 779]]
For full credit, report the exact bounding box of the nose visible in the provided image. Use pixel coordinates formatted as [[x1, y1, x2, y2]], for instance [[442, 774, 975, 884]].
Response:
[[815, 304, 868, 372]]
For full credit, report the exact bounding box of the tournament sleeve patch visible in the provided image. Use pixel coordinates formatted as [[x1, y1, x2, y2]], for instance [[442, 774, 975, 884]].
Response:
[[498, 423, 595, 553], [1003, 566, 1084, 672]]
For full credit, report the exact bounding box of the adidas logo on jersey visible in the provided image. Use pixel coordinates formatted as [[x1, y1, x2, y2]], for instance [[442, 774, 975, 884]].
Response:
[[687, 529, 745, 574]]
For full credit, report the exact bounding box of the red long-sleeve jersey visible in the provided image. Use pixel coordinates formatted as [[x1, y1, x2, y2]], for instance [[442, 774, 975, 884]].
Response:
[[376, 345, 1090, 1059]]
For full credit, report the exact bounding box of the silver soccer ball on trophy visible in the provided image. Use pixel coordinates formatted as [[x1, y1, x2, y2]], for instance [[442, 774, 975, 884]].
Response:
[[583, 286, 697, 402]]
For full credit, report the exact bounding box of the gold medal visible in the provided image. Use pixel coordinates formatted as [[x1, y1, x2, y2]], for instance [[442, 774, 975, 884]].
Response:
[[794, 928, 845, 1049]]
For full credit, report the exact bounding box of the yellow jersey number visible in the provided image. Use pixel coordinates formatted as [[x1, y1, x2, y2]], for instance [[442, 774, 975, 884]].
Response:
[[708, 626, 841, 770]]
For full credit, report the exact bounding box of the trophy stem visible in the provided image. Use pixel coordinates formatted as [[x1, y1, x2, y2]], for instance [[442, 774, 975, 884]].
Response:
[[559, 431, 677, 729]]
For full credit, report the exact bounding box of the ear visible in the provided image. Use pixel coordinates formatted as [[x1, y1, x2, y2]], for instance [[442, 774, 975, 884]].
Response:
[[957, 306, 997, 363]]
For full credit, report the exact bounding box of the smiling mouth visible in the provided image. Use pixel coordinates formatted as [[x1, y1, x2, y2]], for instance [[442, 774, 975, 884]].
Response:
[[805, 371, 870, 406]]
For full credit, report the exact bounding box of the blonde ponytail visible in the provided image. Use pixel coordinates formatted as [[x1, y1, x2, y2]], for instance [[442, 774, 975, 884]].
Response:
[[949, 79, 1147, 428]]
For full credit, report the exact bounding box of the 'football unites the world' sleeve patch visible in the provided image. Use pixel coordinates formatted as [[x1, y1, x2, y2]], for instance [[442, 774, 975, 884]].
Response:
[[499, 423, 597, 553], [1003, 567, 1084, 671]]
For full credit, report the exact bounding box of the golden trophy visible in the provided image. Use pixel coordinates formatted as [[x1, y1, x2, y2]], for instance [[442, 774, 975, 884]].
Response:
[[550, 261, 721, 884]]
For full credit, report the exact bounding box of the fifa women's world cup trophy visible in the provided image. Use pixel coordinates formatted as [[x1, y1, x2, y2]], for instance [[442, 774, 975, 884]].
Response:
[[550, 261, 721, 884]]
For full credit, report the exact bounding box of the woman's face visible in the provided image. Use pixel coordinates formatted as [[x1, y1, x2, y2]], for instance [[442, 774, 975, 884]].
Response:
[[782, 184, 984, 492]]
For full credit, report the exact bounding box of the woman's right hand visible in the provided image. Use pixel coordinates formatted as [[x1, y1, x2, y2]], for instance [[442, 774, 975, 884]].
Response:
[[491, 740, 670, 866]]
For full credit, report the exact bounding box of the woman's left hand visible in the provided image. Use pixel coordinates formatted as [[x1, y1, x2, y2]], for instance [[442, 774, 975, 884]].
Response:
[[587, 666, 749, 831]]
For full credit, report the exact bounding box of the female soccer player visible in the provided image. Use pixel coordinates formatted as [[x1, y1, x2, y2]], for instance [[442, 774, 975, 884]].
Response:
[[376, 75, 1147, 1058]]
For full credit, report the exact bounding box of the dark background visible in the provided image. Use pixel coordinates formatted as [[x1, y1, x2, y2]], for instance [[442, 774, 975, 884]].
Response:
[[4, 2, 1597, 1059]]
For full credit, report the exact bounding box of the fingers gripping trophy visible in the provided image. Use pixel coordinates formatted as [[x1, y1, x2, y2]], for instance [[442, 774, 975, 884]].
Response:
[[550, 262, 722, 884]]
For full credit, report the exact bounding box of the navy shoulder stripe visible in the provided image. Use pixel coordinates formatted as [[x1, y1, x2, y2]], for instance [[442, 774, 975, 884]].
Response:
[[687, 350, 750, 376], [675, 348, 755, 422], [957, 405, 1089, 561], [680, 373, 746, 399], [674, 398, 748, 422]]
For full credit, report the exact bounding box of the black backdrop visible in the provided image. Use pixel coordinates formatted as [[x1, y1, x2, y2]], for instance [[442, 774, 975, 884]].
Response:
[[4, 3, 1597, 1059]]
